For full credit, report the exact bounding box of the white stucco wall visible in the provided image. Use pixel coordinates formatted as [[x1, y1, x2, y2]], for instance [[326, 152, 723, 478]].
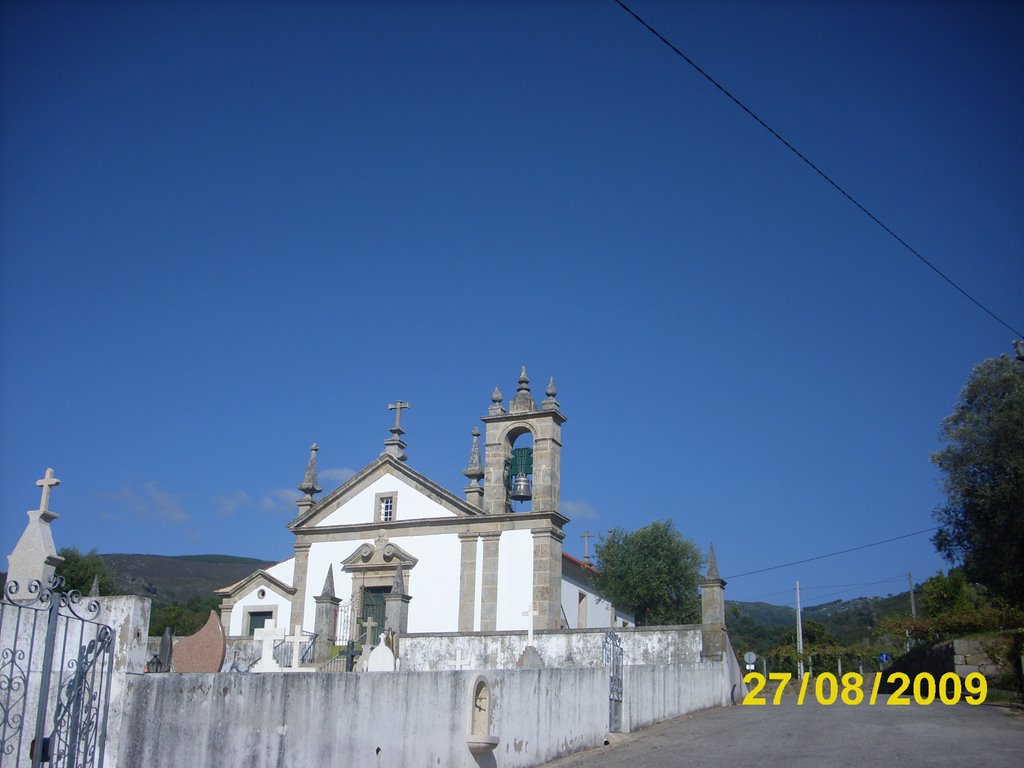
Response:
[[266, 558, 294, 585], [560, 573, 632, 629], [116, 667, 610, 768], [496, 529, 535, 630], [400, 626, 704, 671], [301, 533, 461, 634], [390, 533, 461, 631], [315, 474, 458, 527], [228, 580, 293, 637]]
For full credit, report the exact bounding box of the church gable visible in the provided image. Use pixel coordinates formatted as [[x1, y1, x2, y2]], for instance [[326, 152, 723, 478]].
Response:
[[290, 454, 479, 532]]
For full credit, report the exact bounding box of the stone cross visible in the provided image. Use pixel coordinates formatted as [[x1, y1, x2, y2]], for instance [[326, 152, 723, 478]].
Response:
[[580, 532, 594, 565], [523, 605, 539, 646], [387, 400, 410, 433], [36, 468, 60, 515], [361, 616, 378, 646], [286, 625, 304, 669], [445, 649, 471, 670], [252, 621, 286, 672]]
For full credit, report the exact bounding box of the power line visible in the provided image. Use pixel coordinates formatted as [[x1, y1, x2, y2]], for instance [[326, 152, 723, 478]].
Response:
[[612, 0, 1023, 339], [741, 576, 903, 603], [723, 527, 939, 579]]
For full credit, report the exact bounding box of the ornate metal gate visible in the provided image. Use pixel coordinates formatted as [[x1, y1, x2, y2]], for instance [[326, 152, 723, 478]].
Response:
[[602, 630, 623, 732], [0, 575, 114, 768]]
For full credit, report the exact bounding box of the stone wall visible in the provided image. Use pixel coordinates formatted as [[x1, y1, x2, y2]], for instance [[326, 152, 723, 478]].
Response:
[[882, 632, 1023, 691], [399, 625, 704, 671], [622, 663, 725, 732], [115, 668, 610, 768], [0, 595, 149, 768]]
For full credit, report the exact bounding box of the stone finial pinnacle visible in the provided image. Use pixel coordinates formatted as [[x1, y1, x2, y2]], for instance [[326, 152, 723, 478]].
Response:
[[488, 386, 506, 415], [318, 565, 336, 599], [89, 574, 100, 597], [297, 443, 323, 498], [706, 544, 720, 580], [517, 366, 530, 392], [510, 365, 536, 414], [391, 561, 405, 595], [463, 427, 483, 479], [542, 376, 560, 411]]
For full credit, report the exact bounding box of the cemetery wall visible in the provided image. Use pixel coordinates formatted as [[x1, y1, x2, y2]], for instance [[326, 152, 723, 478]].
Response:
[[114, 667, 610, 768], [399, 625, 704, 671], [621, 663, 724, 731], [0, 595, 148, 768]]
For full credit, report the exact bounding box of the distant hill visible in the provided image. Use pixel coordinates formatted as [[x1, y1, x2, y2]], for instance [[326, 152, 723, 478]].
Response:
[[727, 589, 920, 655], [100, 553, 275, 604]]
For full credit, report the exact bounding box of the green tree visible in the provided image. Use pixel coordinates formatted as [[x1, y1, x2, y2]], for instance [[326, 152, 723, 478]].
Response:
[[931, 355, 1024, 607], [593, 520, 703, 626], [55, 547, 117, 595], [149, 595, 221, 637]]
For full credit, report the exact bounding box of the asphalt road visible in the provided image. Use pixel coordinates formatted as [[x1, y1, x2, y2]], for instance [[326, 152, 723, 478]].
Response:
[[541, 696, 1024, 768]]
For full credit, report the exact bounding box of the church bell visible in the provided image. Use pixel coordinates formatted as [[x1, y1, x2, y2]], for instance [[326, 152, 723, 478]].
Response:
[[510, 473, 532, 501]]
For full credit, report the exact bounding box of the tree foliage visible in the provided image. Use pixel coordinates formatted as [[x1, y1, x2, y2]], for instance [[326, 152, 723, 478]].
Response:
[[149, 595, 221, 637], [55, 547, 118, 595], [878, 569, 1023, 646], [593, 520, 703, 626], [931, 355, 1024, 606]]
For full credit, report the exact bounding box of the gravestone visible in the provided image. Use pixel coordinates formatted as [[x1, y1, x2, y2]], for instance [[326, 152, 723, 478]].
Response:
[[251, 621, 286, 673], [522, 604, 539, 646], [174, 611, 226, 673], [516, 646, 544, 668], [148, 627, 173, 672], [6, 468, 65, 593], [366, 642, 396, 672]]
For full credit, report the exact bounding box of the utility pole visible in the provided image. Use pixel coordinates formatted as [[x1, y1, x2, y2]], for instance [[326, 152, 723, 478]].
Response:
[[908, 572, 917, 618], [795, 580, 805, 678]]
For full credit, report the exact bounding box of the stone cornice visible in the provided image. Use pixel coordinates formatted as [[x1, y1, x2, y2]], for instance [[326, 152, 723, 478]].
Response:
[[288, 454, 484, 531], [293, 509, 569, 546], [214, 569, 297, 599]]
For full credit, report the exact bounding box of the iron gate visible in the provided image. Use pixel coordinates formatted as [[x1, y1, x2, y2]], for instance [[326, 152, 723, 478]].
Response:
[[0, 575, 114, 768], [603, 630, 623, 732]]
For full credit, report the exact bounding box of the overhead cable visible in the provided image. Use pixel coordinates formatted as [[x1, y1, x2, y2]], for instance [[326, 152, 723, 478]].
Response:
[[613, 0, 1023, 338], [723, 527, 939, 579]]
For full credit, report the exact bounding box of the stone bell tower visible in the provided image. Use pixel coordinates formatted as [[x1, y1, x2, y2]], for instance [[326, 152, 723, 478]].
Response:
[[475, 367, 566, 631], [481, 367, 565, 516]]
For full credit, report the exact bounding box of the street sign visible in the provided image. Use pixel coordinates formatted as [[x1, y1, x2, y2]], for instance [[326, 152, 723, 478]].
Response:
[[743, 651, 757, 664], [878, 652, 892, 664]]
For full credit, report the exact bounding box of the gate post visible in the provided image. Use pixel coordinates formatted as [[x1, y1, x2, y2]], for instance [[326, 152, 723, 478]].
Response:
[[30, 587, 62, 768]]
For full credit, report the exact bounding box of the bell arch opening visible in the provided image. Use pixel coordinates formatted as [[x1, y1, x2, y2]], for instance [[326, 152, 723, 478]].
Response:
[[505, 426, 534, 512]]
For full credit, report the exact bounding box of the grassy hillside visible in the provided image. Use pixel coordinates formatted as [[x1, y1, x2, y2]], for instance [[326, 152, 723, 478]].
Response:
[[727, 589, 920, 656], [101, 553, 276, 604]]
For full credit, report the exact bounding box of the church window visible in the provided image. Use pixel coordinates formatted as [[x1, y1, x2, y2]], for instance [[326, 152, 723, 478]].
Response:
[[247, 611, 273, 635], [375, 492, 397, 523]]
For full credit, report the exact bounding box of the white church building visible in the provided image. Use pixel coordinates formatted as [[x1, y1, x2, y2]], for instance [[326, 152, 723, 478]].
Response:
[[216, 369, 633, 646]]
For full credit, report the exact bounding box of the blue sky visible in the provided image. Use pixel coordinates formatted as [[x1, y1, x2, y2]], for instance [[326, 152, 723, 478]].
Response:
[[2, 1, 1021, 609]]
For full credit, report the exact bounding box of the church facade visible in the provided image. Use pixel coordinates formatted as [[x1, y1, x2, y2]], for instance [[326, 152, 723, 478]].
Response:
[[216, 369, 632, 645]]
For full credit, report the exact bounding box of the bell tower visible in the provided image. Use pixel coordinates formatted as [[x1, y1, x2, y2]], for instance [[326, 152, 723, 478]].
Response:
[[481, 367, 565, 516]]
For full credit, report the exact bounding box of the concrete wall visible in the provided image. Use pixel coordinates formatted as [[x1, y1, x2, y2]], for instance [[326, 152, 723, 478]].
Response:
[[622, 663, 724, 731], [115, 667, 610, 768], [400, 626, 704, 671], [0, 595, 149, 768]]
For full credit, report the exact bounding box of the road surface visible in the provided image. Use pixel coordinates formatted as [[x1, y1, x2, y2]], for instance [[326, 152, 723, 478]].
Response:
[[542, 696, 1024, 768]]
